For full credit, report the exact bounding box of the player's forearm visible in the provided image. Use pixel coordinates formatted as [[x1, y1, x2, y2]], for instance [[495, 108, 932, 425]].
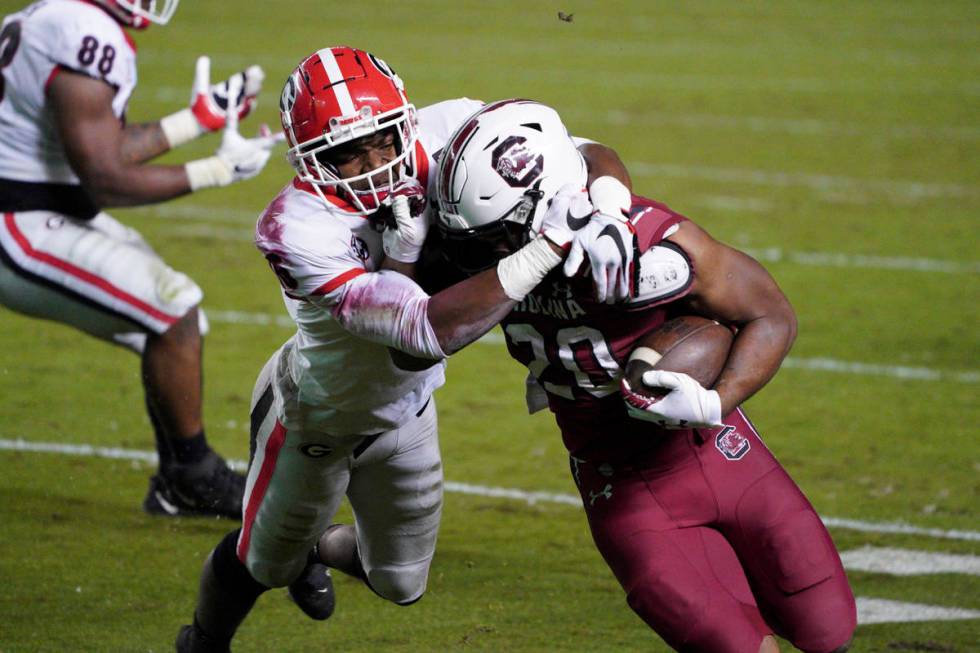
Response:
[[121, 122, 173, 164], [712, 308, 797, 416], [427, 270, 518, 355], [81, 164, 192, 207], [428, 237, 564, 354], [579, 142, 632, 191]]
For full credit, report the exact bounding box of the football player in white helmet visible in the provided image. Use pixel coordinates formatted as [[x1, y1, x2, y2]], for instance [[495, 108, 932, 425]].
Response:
[[176, 50, 637, 652], [432, 100, 856, 653], [0, 0, 279, 518]]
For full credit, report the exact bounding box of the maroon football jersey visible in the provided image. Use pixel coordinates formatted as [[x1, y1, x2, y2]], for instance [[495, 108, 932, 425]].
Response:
[[501, 194, 691, 455]]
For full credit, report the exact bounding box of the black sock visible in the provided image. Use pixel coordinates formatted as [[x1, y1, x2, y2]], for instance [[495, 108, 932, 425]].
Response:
[[145, 396, 174, 470], [195, 529, 268, 643], [171, 431, 210, 466]]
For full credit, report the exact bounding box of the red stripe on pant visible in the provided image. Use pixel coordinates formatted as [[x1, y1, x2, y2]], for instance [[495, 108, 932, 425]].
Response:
[[2, 212, 180, 326], [237, 419, 287, 563]]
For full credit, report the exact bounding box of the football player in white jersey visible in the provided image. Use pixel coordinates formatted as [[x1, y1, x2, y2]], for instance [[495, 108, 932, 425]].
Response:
[[0, 0, 280, 518], [176, 46, 636, 652]]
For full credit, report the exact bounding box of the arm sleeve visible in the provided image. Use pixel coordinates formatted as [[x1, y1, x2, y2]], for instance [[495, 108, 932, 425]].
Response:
[[329, 270, 446, 359]]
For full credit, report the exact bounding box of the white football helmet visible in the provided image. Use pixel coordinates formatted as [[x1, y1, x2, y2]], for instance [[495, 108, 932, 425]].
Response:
[[435, 99, 587, 272], [93, 0, 179, 28]]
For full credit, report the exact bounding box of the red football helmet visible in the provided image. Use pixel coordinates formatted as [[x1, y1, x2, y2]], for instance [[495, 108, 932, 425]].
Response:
[[91, 0, 179, 28], [280, 47, 419, 215]]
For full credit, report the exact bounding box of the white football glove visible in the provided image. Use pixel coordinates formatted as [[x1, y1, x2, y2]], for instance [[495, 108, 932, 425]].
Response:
[[621, 370, 723, 429], [534, 183, 593, 250], [185, 77, 282, 190], [161, 56, 265, 147], [564, 176, 637, 304], [380, 177, 429, 263]]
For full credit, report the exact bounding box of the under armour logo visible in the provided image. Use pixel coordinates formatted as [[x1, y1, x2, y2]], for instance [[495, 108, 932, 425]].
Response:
[[588, 483, 613, 505], [551, 280, 574, 300]]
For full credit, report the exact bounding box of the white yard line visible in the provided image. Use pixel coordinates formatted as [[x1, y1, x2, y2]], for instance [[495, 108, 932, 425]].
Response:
[[2, 438, 977, 626], [856, 598, 980, 625], [840, 546, 980, 576], [204, 310, 979, 385], [1, 438, 977, 543], [742, 247, 980, 274]]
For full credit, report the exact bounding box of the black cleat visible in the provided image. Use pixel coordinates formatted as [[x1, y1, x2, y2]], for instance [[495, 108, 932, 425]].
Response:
[[176, 623, 231, 653], [288, 552, 336, 621], [144, 451, 245, 519]]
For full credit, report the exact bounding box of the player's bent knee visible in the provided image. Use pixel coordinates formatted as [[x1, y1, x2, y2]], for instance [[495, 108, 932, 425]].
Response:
[[366, 567, 428, 605], [246, 556, 307, 589], [626, 570, 708, 650]]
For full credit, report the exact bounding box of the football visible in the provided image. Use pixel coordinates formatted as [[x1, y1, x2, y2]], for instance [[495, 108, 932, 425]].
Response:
[[624, 315, 734, 397]]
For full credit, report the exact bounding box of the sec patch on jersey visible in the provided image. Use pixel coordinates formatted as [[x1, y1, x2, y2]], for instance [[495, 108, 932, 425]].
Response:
[[623, 315, 733, 398]]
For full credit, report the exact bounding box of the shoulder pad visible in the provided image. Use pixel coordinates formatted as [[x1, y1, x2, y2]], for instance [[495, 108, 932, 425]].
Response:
[[627, 242, 692, 308]]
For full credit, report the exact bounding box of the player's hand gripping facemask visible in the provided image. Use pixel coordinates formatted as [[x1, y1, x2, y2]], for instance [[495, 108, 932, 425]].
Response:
[[378, 176, 429, 264], [564, 176, 639, 304]]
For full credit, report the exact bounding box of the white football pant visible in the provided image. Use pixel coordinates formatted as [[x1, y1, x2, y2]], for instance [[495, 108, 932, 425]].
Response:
[[239, 353, 443, 604], [0, 210, 207, 349]]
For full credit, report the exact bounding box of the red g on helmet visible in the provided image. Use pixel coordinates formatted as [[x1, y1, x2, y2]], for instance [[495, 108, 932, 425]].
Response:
[[280, 46, 419, 215], [91, 0, 180, 28]]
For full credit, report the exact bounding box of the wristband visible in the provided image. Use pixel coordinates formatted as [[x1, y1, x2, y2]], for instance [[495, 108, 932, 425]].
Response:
[[160, 108, 205, 149], [185, 157, 232, 191], [496, 236, 563, 301], [589, 175, 631, 220], [628, 346, 662, 367]]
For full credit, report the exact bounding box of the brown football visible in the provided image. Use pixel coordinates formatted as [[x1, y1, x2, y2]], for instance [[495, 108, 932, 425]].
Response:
[[624, 315, 734, 398]]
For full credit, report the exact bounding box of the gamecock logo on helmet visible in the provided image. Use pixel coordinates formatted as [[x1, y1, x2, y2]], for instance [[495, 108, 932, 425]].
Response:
[[491, 136, 544, 188], [715, 426, 750, 461]]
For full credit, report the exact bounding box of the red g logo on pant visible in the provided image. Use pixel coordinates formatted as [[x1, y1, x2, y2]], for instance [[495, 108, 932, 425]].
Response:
[[715, 425, 750, 460]]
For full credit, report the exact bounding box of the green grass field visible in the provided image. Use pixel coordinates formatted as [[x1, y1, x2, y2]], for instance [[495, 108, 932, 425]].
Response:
[[1, 1, 978, 651]]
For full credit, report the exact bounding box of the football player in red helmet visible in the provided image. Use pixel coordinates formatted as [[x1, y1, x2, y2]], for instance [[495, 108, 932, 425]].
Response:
[[281, 47, 419, 215], [0, 0, 277, 520], [175, 49, 644, 652], [431, 100, 856, 653]]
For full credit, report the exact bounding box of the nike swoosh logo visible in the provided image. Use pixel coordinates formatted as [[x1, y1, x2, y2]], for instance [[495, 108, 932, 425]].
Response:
[[565, 208, 591, 231], [596, 224, 628, 265], [154, 491, 179, 515], [316, 587, 330, 593]]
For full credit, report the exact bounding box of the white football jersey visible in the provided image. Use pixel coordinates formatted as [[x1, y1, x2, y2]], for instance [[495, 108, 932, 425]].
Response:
[[255, 98, 482, 437], [0, 0, 138, 184]]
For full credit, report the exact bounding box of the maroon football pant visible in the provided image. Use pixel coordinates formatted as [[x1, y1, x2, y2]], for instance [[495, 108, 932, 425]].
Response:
[[568, 409, 855, 653]]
